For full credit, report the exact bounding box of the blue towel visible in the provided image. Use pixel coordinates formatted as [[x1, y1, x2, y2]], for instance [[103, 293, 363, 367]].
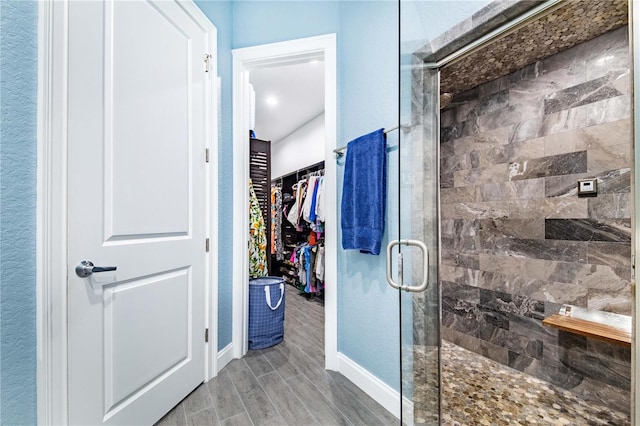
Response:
[[309, 177, 320, 223], [341, 128, 386, 255]]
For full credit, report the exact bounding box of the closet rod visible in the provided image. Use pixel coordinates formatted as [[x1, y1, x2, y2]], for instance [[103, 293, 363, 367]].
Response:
[[333, 124, 412, 157], [301, 169, 324, 180], [272, 161, 325, 183]]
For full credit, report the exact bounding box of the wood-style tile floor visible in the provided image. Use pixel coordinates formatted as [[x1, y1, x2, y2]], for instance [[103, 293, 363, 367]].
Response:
[[155, 283, 632, 426], [156, 285, 398, 426]]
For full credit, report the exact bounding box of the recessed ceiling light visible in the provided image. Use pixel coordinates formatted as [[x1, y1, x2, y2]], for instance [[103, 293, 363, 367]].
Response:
[[310, 59, 319, 64], [265, 96, 278, 107]]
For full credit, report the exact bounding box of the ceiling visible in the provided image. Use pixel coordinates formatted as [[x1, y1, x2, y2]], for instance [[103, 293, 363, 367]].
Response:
[[440, 0, 628, 99], [250, 61, 325, 143]]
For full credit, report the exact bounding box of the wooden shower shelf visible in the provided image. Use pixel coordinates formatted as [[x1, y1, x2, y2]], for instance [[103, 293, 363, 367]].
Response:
[[542, 314, 631, 347]]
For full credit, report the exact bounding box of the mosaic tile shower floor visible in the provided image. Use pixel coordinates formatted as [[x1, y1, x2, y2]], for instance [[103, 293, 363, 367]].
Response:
[[441, 341, 630, 426]]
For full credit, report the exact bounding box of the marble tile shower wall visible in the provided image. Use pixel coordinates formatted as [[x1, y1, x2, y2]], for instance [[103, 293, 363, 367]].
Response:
[[439, 27, 631, 413]]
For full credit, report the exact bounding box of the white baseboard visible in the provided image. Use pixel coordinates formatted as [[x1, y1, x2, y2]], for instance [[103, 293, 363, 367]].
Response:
[[403, 395, 414, 425], [216, 343, 234, 373], [336, 353, 413, 423]]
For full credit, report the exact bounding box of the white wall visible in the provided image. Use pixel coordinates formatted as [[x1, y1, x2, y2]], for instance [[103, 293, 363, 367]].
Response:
[[271, 113, 324, 179]]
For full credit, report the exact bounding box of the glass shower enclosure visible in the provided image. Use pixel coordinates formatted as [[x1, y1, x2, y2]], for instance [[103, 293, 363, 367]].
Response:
[[336, 1, 441, 424], [394, 5, 440, 423]]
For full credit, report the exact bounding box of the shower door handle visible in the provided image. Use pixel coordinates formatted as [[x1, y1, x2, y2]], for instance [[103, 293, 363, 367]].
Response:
[[386, 239, 429, 292]]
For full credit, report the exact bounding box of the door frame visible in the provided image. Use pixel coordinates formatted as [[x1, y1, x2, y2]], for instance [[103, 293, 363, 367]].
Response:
[[231, 34, 338, 368], [35, 1, 219, 424]]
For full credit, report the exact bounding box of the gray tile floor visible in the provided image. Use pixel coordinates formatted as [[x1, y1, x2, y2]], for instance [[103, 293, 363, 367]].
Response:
[[156, 285, 398, 426], [158, 284, 632, 426]]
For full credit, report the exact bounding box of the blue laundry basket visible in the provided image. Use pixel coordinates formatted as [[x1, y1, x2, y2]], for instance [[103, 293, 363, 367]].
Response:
[[248, 277, 286, 350]]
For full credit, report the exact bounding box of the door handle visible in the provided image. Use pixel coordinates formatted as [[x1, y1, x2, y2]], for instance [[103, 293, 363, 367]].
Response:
[[386, 239, 429, 292], [75, 260, 117, 278]]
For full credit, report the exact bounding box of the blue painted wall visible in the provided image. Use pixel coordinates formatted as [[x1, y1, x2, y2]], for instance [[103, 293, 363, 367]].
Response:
[[0, 1, 38, 424], [337, 0, 400, 389], [232, 0, 340, 49]]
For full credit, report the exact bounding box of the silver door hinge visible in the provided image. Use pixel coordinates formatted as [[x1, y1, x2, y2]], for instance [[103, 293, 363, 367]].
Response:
[[204, 53, 212, 72], [206, 238, 210, 252], [205, 148, 210, 163], [205, 328, 209, 343]]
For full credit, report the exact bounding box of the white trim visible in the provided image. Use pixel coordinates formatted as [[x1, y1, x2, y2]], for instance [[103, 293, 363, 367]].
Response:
[[323, 36, 338, 371], [37, 1, 69, 424], [216, 343, 234, 373], [232, 59, 250, 358], [231, 34, 338, 368], [199, 19, 219, 383], [176, 0, 216, 32], [336, 353, 412, 422], [179, 0, 221, 381], [37, 1, 219, 423]]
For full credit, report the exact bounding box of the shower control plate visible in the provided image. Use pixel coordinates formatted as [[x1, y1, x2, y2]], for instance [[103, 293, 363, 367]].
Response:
[[578, 178, 597, 197]]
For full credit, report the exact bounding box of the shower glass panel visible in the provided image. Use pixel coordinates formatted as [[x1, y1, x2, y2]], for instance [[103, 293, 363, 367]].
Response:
[[397, 1, 440, 424], [335, 1, 439, 423]]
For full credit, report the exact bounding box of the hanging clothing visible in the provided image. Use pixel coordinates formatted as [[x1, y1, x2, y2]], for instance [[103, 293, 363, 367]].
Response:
[[274, 166, 326, 294], [302, 176, 318, 223], [270, 186, 276, 254], [271, 185, 283, 260], [309, 177, 320, 223], [249, 179, 268, 278], [297, 246, 306, 289], [295, 180, 308, 231], [316, 176, 326, 222], [304, 245, 313, 293], [290, 241, 324, 294], [286, 180, 307, 231], [315, 244, 325, 281], [309, 177, 323, 235], [285, 197, 299, 228]]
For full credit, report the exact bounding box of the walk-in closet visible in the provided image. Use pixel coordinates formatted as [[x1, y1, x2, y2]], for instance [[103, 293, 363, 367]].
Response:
[[246, 57, 327, 356], [270, 161, 326, 299]]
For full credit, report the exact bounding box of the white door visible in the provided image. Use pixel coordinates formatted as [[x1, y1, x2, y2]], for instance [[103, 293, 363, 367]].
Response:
[[66, 1, 214, 424]]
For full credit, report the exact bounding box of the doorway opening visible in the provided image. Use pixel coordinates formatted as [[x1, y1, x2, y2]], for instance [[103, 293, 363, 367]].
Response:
[[248, 56, 326, 353], [231, 34, 338, 371]]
